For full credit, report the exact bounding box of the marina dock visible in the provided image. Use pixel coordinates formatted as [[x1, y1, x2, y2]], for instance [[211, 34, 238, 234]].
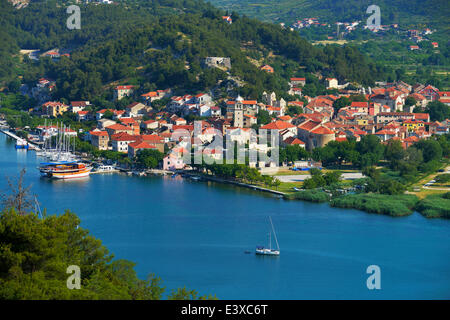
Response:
[[0, 128, 41, 151]]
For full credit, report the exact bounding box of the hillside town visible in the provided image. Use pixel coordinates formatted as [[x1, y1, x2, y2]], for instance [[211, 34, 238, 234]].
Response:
[[14, 73, 449, 172]]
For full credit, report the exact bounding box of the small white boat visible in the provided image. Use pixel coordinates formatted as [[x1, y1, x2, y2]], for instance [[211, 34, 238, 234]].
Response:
[[94, 165, 116, 173], [15, 139, 29, 150], [256, 217, 280, 256]]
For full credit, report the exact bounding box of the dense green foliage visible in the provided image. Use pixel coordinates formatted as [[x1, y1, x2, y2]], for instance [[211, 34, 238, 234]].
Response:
[[285, 189, 330, 202], [135, 149, 165, 169], [330, 193, 419, 217], [415, 193, 450, 218], [279, 145, 310, 164], [302, 168, 342, 189], [196, 162, 280, 187], [435, 173, 450, 184], [312, 135, 383, 168], [0, 0, 386, 99], [0, 209, 165, 299], [414, 101, 450, 122], [209, 0, 450, 27], [210, 0, 450, 89]]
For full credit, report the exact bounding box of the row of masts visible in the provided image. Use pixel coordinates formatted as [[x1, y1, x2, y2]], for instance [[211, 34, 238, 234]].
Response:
[[36, 119, 78, 162]]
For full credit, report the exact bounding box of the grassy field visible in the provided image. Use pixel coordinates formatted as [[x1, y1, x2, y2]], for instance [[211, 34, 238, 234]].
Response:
[[269, 181, 303, 194]]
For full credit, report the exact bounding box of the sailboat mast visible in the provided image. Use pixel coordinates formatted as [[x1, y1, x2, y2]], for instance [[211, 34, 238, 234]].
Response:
[[269, 231, 272, 250], [269, 217, 280, 251]]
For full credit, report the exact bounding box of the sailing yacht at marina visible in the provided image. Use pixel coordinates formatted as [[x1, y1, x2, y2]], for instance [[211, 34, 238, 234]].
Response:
[[36, 121, 78, 162], [256, 217, 280, 256]]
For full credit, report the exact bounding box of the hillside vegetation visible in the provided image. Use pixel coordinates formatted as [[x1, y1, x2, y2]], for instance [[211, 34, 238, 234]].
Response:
[[0, 0, 387, 99], [209, 0, 450, 27]]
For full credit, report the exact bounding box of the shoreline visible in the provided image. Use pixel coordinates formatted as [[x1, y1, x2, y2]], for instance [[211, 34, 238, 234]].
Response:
[[2, 132, 448, 219], [180, 171, 286, 196]]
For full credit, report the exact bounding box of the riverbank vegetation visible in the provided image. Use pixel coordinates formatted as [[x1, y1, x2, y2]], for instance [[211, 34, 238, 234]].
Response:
[[196, 162, 281, 189], [330, 193, 419, 217], [0, 170, 216, 299], [285, 189, 330, 203], [415, 192, 450, 218]]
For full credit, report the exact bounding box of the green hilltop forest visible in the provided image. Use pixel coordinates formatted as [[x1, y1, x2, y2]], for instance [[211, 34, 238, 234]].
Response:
[[208, 0, 450, 27], [0, 0, 388, 101], [208, 0, 450, 89]]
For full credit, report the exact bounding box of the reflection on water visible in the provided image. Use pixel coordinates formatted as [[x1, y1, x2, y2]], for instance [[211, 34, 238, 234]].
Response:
[[39, 176, 91, 185]]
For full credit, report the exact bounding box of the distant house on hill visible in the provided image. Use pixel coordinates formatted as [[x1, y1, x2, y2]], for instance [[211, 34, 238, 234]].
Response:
[[325, 78, 338, 89], [290, 77, 306, 87], [114, 85, 134, 100]]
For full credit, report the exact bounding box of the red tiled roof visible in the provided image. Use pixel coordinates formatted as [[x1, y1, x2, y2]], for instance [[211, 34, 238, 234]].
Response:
[[413, 113, 429, 120], [283, 137, 305, 145], [261, 120, 296, 130], [141, 134, 164, 143], [350, 101, 369, 108], [310, 126, 334, 135], [106, 124, 130, 131], [120, 117, 138, 125], [111, 132, 139, 141], [141, 91, 157, 97], [129, 141, 155, 149], [298, 120, 320, 131], [115, 85, 134, 90], [89, 130, 108, 136]]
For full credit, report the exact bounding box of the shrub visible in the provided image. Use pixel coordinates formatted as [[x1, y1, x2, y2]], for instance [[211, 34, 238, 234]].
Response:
[[415, 194, 450, 219], [285, 189, 330, 203], [330, 193, 419, 217]]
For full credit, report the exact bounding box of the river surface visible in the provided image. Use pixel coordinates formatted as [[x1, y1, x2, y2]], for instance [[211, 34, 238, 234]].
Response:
[[0, 134, 449, 299]]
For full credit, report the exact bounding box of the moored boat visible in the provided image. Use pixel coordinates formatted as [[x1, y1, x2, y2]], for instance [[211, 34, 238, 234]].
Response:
[[39, 161, 92, 179], [15, 139, 29, 150], [256, 217, 280, 256], [93, 164, 116, 173]]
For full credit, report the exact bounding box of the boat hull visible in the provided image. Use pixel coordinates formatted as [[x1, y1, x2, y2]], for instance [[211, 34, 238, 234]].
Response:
[[40, 169, 91, 179], [39, 161, 92, 180], [50, 170, 91, 179], [255, 248, 280, 256]]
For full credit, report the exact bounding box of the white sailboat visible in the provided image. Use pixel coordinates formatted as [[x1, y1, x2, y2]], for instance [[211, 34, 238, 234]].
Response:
[[256, 217, 280, 256]]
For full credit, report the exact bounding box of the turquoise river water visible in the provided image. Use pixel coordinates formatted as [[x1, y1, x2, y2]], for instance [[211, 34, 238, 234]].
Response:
[[0, 134, 449, 299]]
